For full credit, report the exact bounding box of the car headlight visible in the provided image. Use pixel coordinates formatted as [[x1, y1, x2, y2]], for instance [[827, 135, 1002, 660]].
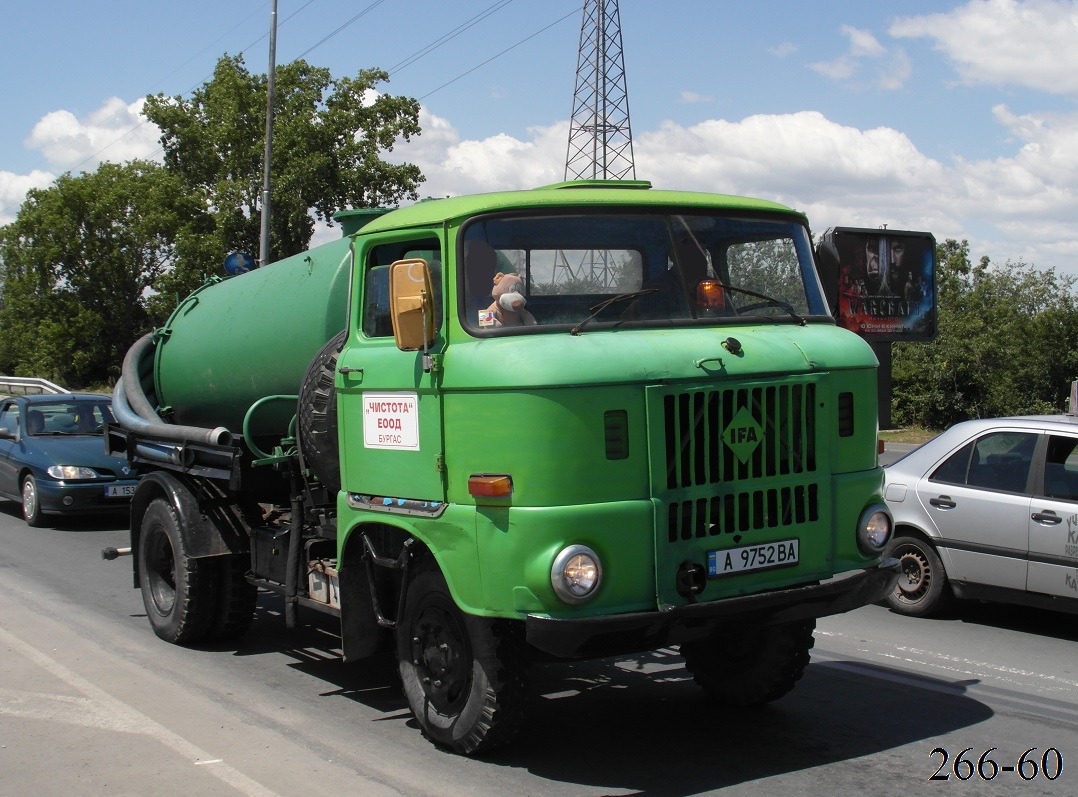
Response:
[[47, 466, 101, 480], [857, 503, 893, 555], [550, 545, 602, 604]]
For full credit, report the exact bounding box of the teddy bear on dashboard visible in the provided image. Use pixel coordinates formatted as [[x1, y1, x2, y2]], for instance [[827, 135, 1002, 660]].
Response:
[[480, 271, 537, 328]]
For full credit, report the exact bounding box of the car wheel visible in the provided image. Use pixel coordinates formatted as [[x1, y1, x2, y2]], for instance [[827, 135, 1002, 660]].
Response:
[[21, 475, 44, 527], [885, 535, 951, 617]]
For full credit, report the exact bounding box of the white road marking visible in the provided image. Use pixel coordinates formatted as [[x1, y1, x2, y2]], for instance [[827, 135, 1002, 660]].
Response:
[[0, 626, 283, 797]]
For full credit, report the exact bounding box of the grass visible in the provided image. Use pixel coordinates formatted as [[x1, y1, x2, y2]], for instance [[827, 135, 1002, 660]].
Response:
[[879, 426, 938, 444]]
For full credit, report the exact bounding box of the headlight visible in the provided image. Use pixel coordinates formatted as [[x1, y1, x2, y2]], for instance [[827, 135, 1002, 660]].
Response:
[[550, 545, 602, 604], [857, 503, 893, 555], [47, 466, 101, 480]]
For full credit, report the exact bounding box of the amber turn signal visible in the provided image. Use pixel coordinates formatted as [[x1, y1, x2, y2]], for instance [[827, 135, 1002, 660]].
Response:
[[468, 474, 513, 497]]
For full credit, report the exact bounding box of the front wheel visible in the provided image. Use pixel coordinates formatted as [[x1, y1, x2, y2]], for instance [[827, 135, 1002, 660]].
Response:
[[884, 535, 951, 617], [680, 619, 815, 705], [21, 474, 44, 527], [138, 499, 217, 644], [397, 566, 527, 755]]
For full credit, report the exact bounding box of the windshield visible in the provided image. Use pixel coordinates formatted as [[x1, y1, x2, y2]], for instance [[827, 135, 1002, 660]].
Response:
[[25, 399, 114, 435], [460, 212, 827, 333]]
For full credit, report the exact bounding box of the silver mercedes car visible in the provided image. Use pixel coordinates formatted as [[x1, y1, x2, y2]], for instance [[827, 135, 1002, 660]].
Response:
[[882, 415, 1078, 617]]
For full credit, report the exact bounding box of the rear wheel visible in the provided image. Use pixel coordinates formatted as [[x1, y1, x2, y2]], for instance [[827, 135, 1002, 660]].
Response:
[[21, 474, 44, 527], [681, 620, 815, 705], [397, 566, 527, 755], [138, 499, 217, 643], [885, 535, 951, 617]]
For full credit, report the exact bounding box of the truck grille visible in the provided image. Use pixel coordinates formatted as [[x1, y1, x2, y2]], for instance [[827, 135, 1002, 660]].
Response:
[[663, 383, 817, 488], [667, 484, 819, 542], [660, 382, 820, 543]]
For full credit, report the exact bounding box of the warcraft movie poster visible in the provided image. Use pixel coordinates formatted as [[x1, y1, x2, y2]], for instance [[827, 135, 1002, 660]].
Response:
[[825, 228, 937, 342]]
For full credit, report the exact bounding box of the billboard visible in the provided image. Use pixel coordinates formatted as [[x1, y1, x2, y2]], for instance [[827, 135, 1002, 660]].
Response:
[[818, 227, 937, 341]]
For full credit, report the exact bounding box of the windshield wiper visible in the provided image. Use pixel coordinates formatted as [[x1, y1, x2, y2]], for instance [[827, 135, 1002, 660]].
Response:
[[570, 289, 659, 335], [722, 284, 806, 325]]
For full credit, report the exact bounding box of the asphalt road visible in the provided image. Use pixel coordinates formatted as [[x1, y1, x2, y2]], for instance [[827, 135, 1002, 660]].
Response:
[[1, 491, 1075, 797]]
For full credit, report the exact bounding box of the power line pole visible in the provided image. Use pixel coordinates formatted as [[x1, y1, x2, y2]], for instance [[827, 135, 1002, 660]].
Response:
[[564, 0, 635, 181], [259, 0, 278, 267]]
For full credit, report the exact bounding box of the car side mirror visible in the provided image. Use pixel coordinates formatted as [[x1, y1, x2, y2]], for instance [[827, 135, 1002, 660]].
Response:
[[390, 258, 436, 353], [0, 428, 16, 441]]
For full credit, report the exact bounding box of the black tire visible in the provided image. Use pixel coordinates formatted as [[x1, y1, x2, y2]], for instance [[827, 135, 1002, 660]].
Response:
[[884, 535, 951, 617], [298, 330, 345, 496], [21, 474, 44, 527], [397, 566, 527, 755], [210, 553, 258, 640], [138, 499, 218, 644], [681, 619, 816, 706]]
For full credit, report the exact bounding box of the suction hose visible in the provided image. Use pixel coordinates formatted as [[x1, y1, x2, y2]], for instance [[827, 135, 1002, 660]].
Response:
[[121, 333, 165, 423], [114, 333, 233, 447]]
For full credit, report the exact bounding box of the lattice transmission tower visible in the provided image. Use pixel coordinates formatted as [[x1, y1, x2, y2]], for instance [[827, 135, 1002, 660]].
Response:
[[564, 0, 635, 180]]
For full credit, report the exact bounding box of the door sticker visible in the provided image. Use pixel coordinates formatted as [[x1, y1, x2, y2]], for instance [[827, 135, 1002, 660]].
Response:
[[363, 392, 420, 450]]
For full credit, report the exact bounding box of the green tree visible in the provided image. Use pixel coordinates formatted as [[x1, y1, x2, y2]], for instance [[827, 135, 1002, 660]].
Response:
[[143, 55, 423, 266], [892, 240, 1078, 428], [0, 161, 208, 387]]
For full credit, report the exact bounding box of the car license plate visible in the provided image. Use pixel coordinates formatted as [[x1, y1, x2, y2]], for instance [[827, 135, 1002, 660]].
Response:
[[707, 539, 799, 577], [105, 484, 136, 498]]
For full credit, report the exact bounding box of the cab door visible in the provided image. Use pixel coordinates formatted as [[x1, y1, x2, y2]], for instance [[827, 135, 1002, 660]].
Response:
[[336, 235, 446, 502], [1027, 433, 1078, 601]]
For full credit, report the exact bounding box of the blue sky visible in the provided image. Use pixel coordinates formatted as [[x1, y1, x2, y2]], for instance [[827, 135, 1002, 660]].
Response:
[[3, 0, 1077, 274]]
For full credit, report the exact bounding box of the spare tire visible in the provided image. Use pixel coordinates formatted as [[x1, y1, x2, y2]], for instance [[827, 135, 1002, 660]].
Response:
[[298, 330, 346, 495]]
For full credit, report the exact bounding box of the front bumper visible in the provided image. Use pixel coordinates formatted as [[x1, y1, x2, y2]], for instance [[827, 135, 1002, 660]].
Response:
[[526, 558, 900, 659], [38, 478, 139, 514]]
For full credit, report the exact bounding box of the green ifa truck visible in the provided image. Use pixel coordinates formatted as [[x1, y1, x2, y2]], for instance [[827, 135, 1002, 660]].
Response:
[[105, 180, 898, 754]]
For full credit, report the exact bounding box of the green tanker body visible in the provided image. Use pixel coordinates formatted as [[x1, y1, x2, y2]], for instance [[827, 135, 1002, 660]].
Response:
[[106, 180, 899, 755], [151, 235, 353, 438]]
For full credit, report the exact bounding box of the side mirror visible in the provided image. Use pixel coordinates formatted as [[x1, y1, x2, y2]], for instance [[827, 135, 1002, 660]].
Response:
[[390, 258, 436, 352], [0, 428, 16, 441]]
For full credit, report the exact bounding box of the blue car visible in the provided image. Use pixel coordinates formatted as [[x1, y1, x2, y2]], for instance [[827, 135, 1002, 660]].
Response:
[[0, 393, 139, 526]]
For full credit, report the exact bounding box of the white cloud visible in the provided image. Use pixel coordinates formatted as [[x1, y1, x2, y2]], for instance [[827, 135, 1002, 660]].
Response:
[[875, 49, 912, 91], [24, 97, 162, 172], [810, 55, 857, 81], [392, 107, 565, 198], [811, 24, 911, 90], [842, 25, 886, 58], [680, 90, 714, 104], [890, 0, 1078, 95], [636, 112, 953, 225], [0, 169, 55, 225], [769, 42, 798, 58]]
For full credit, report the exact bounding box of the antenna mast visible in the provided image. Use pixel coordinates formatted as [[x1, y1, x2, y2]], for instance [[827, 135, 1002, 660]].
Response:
[[564, 0, 635, 180]]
